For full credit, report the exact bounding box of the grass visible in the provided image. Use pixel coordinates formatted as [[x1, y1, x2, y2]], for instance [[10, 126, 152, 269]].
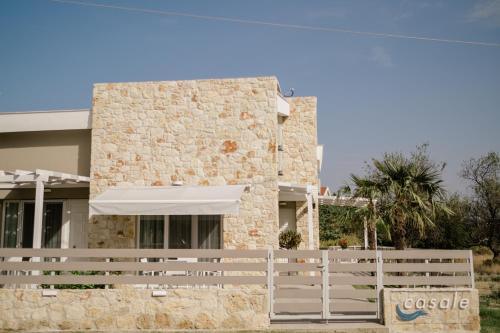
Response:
[[480, 304, 500, 333], [474, 249, 500, 333]]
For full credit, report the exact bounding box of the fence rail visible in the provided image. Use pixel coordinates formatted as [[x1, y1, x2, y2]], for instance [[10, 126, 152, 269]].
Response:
[[0, 248, 475, 321]]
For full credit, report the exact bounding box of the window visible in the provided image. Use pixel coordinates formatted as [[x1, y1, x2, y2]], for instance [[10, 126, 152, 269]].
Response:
[[169, 215, 192, 249], [137, 215, 222, 249], [2, 202, 19, 248], [1, 201, 64, 249], [198, 215, 221, 249], [139, 216, 165, 249]]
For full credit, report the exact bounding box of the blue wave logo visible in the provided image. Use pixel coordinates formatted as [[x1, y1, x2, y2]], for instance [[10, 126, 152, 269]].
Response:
[[396, 305, 428, 321]]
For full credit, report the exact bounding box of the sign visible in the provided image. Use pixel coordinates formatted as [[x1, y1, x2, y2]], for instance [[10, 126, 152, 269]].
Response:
[[397, 291, 470, 320], [383, 289, 480, 333]]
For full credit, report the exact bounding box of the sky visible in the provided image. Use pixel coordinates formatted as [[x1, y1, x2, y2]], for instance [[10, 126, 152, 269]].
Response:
[[1, 0, 499, 194]]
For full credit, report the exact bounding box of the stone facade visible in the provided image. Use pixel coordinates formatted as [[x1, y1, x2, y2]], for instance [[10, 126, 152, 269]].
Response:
[[280, 97, 320, 249], [89, 76, 320, 250], [383, 288, 480, 333], [0, 288, 269, 331]]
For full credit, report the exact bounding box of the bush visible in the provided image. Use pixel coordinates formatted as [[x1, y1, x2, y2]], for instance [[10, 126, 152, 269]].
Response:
[[338, 239, 348, 249], [279, 230, 302, 249], [319, 205, 360, 241], [472, 246, 493, 255], [319, 234, 361, 249], [43, 271, 105, 289], [484, 259, 494, 267]]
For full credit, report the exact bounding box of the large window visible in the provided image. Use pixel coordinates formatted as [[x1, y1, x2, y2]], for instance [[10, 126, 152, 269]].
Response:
[[138, 215, 222, 249], [1, 201, 63, 248]]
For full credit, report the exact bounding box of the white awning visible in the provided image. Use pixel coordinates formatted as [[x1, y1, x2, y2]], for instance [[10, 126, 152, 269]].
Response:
[[89, 185, 247, 216], [278, 182, 311, 201]]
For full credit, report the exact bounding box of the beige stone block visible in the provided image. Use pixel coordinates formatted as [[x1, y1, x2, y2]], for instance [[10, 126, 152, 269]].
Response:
[[95, 315, 115, 329], [116, 315, 136, 329]]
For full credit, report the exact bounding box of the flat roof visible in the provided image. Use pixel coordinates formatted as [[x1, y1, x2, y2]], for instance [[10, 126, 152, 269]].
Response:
[[0, 109, 91, 133]]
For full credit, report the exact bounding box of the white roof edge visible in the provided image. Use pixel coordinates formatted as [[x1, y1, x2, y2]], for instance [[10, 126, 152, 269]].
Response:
[[0, 109, 92, 133], [0, 108, 90, 115]]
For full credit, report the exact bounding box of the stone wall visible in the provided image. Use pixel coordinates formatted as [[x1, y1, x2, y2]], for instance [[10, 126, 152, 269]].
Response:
[[383, 288, 480, 333], [280, 97, 320, 249], [0, 288, 269, 331], [90, 77, 280, 249]]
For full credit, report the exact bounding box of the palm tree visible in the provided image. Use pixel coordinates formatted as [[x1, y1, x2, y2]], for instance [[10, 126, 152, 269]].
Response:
[[349, 175, 382, 250], [372, 153, 452, 250]]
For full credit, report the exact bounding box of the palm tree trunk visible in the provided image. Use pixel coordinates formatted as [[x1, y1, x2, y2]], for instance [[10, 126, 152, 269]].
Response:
[[368, 220, 377, 250], [392, 219, 407, 250]]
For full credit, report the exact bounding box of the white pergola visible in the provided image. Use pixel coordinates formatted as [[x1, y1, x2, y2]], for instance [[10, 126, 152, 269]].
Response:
[[318, 195, 370, 207], [0, 169, 90, 250], [318, 195, 374, 249]]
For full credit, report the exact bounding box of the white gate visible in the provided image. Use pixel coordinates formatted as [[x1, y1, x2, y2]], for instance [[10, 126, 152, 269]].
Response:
[[269, 249, 474, 321]]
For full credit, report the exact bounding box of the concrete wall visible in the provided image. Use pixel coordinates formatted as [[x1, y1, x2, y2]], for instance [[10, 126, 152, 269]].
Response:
[[0, 187, 89, 200], [0, 288, 269, 331], [383, 288, 480, 333], [280, 97, 320, 249], [0, 130, 91, 176], [89, 77, 280, 249]]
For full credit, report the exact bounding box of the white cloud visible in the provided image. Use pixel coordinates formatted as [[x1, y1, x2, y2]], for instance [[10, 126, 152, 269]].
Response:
[[369, 46, 394, 68], [468, 0, 500, 26]]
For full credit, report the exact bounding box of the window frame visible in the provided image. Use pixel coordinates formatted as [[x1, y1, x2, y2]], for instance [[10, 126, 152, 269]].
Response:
[[136, 215, 223, 249], [1, 199, 67, 249]]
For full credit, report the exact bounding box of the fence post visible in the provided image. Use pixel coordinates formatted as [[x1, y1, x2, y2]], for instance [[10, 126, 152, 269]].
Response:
[[105, 258, 110, 290], [267, 248, 274, 319], [468, 250, 475, 289], [322, 250, 329, 321], [376, 250, 384, 321], [50, 257, 56, 290]]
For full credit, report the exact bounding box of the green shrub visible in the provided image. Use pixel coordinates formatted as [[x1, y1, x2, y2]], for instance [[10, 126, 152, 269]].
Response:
[[319, 234, 361, 249], [279, 230, 302, 249], [43, 271, 105, 289]]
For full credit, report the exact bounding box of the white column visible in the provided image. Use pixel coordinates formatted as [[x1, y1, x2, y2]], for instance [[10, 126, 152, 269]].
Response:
[[363, 217, 368, 250], [306, 185, 314, 250], [33, 179, 44, 249]]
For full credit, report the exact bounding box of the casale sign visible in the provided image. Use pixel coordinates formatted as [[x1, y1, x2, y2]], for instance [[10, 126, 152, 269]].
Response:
[[396, 291, 470, 321]]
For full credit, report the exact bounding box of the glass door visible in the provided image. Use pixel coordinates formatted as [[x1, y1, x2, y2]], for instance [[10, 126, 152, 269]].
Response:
[[1, 201, 63, 248], [42, 202, 63, 248], [168, 215, 192, 249], [198, 215, 221, 249], [139, 216, 165, 249], [2, 202, 19, 248], [21, 203, 35, 248]]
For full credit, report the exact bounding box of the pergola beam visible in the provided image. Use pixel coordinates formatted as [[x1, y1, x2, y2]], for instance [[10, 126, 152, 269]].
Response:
[[318, 195, 370, 208], [0, 169, 90, 186]]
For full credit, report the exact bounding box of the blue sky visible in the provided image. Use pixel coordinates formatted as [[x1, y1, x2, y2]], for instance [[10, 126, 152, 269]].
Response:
[[1, 0, 499, 194]]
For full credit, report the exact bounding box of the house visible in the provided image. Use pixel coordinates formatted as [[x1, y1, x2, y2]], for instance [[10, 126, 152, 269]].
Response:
[[319, 186, 332, 196], [0, 77, 481, 333], [0, 76, 322, 251]]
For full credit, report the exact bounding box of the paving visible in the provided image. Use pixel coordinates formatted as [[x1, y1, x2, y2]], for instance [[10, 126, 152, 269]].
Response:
[[271, 321, 389, 333]]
